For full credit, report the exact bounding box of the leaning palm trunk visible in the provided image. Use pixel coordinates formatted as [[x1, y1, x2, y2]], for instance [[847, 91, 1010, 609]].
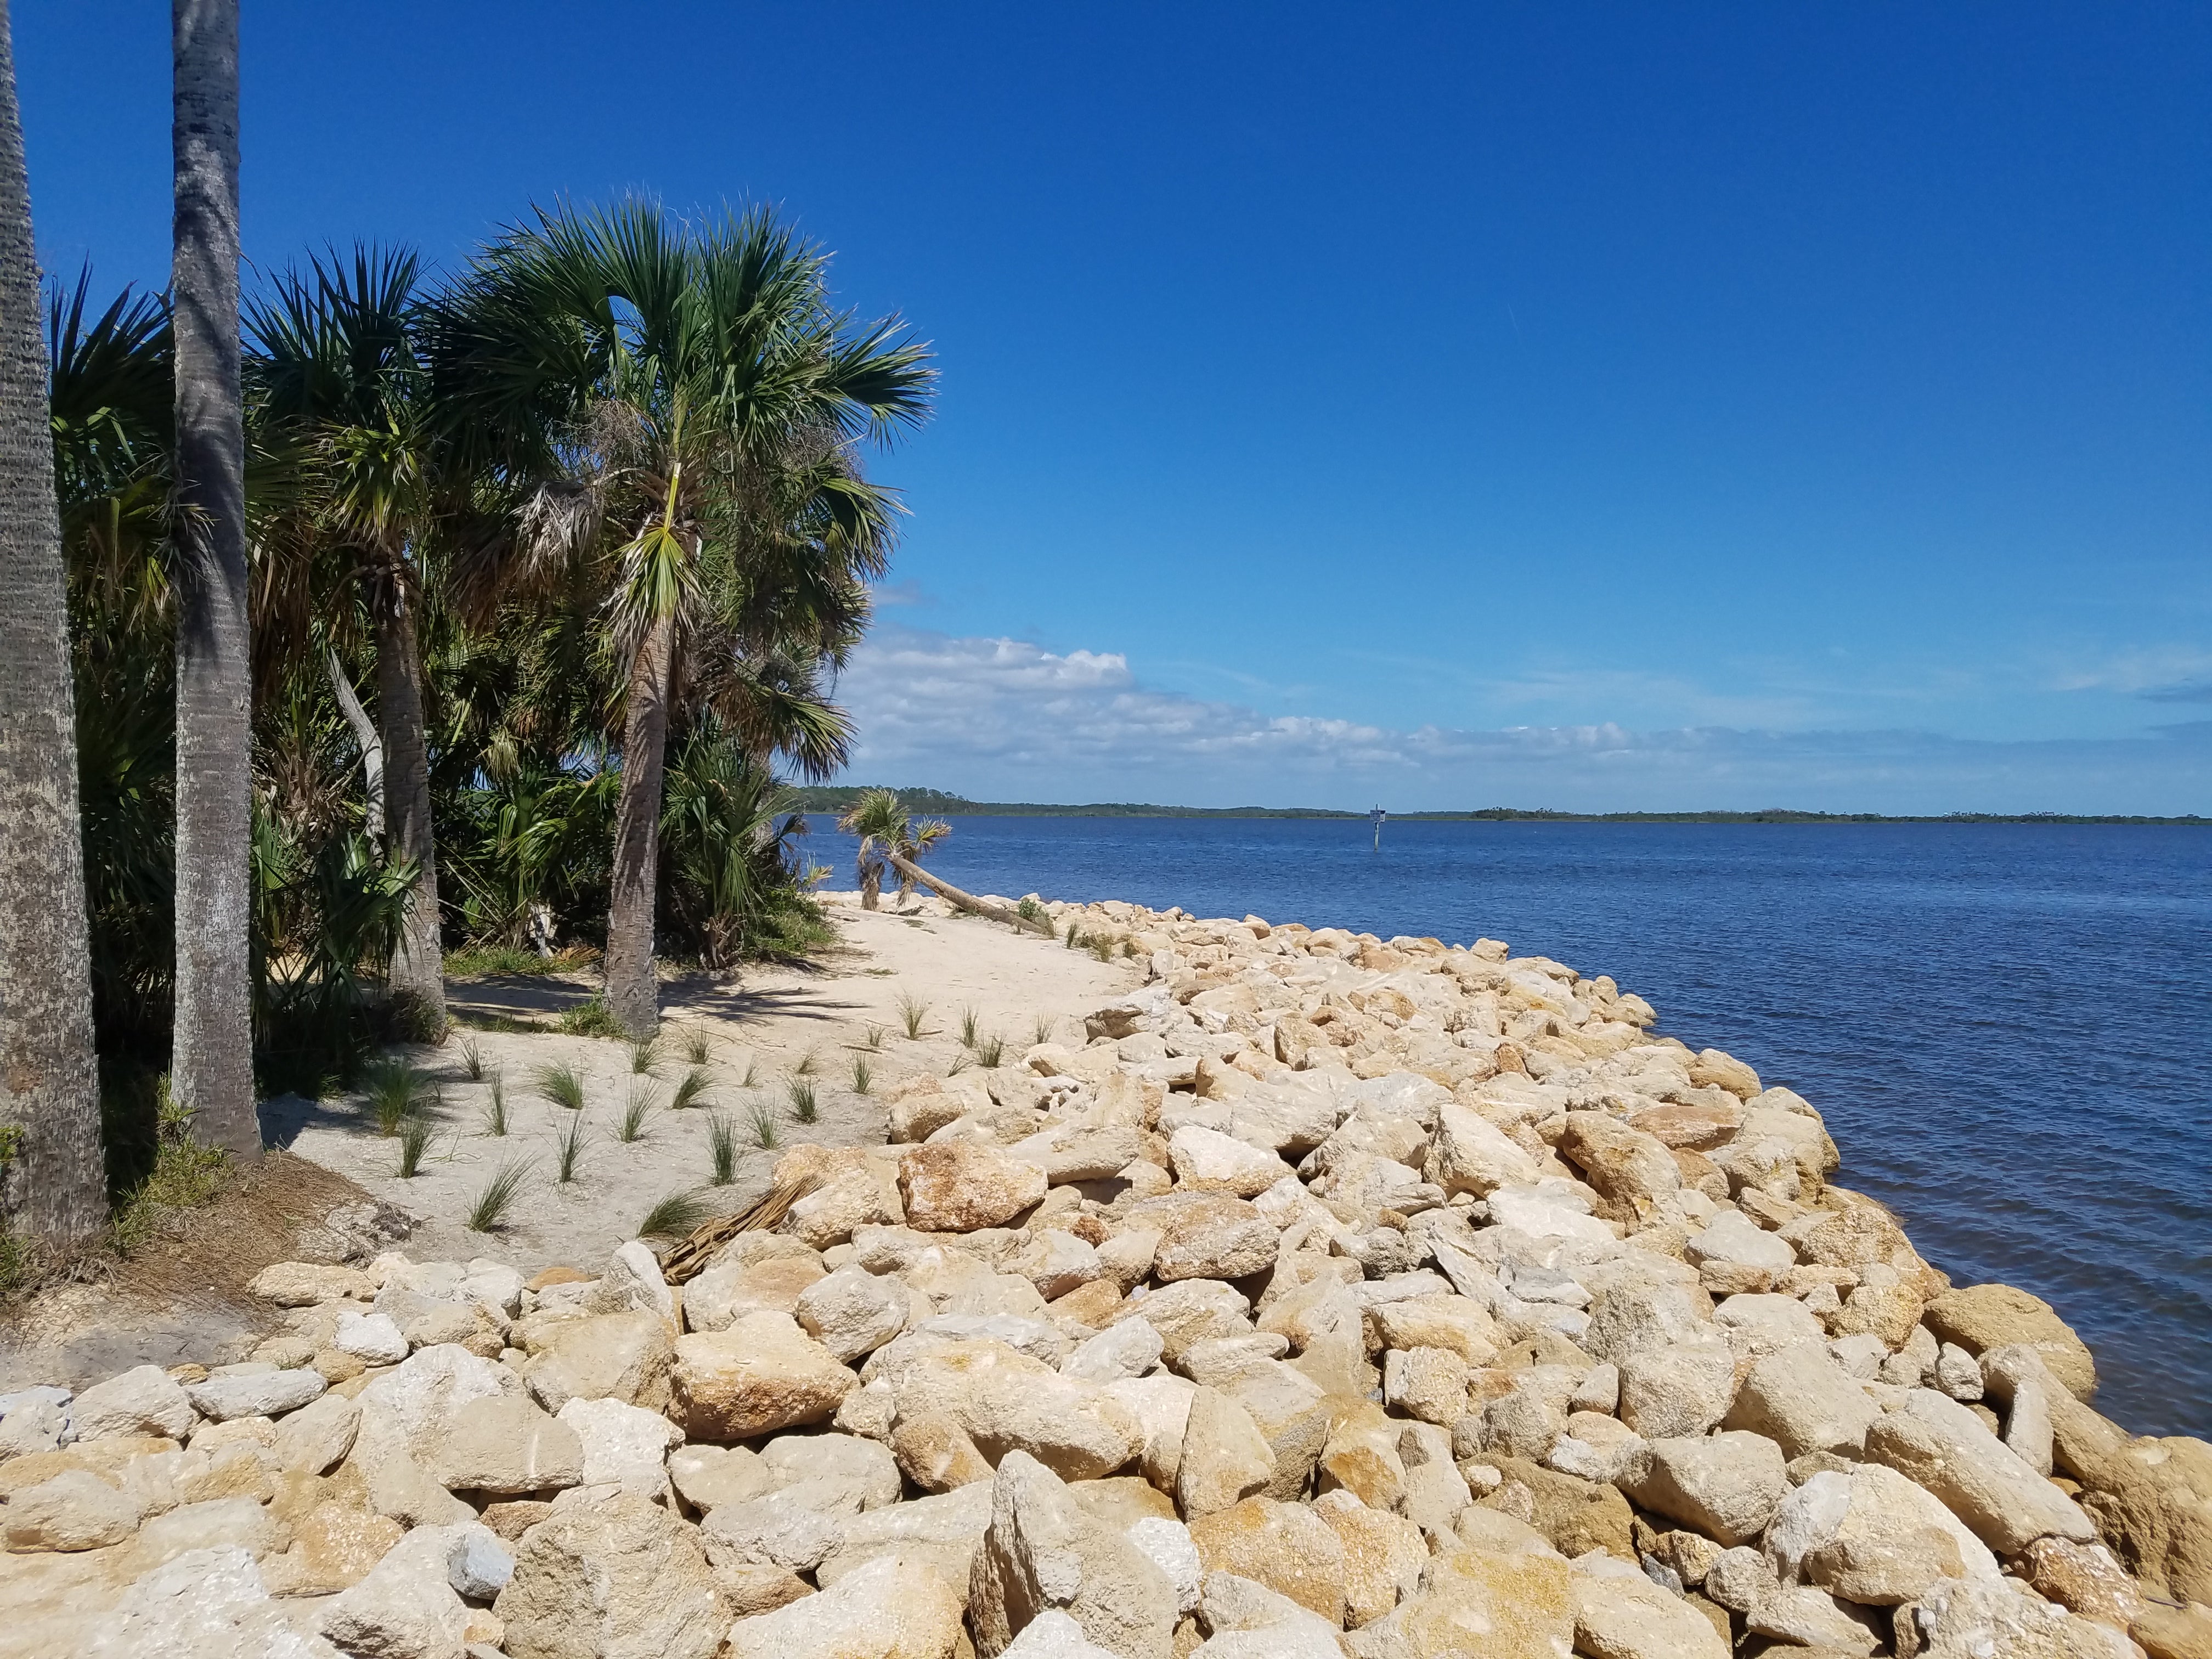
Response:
[[168, 0, 257, 1157], [603, 612, 675, 1037], [325, 648, 384, 845], [884, 851, 1053, 935], [0, 1, 106, 1239], [373, 582, 444, 1034]]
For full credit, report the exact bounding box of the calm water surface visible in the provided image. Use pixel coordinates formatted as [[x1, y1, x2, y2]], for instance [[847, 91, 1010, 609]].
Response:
[[808, 817, 2212, 1439]]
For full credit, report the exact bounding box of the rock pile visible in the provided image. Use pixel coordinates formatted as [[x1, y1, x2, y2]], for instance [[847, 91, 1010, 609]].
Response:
[[4, 899, 2211, 1659]]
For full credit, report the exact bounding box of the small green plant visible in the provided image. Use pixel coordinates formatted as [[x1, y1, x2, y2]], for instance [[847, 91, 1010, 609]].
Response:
[[618, 1082, 653, 1143], [946, 1051, 971, 1077], [553, 1114, 589, 1183], [680, 1026, 714, 1065], [458, 1037, 486, 1080], [1064, 921, 1083, 949], [787, 1077, 819, 1124], [1122, 939, 1141, 959], [708, 1113, 742, 1180], [361, 1059, 437, 1136], [556, 998, 627, 1039], [637, 1188, 715, 1241], [896, 992, 931, 1039], [466, 1159, 533, 1232], [1015, 895, 1047, 927], [533, 1062, 586, 1111], [669, 1066, 712, 1110], [958, 1006, 981, 1048], [444, 943, 559, 979], [974, 1034, 1005, 1069], [482, 1069, 509, 1136], [396, 1114, 436, 1177], [740, 1054, 759, 1088], [1031, 1014, 1055, 1046], [791, 1047, 817, 1077], [862, 1024, 886, 1051], [850, 1057, 873, 1094], [629, 1036, 661, 1076], [1088, 933, 1118, 963], [744, 1098, 780, 1150]]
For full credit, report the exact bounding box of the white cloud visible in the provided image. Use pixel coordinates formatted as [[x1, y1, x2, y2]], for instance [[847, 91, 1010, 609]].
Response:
[[832, 625, 2212, 814]]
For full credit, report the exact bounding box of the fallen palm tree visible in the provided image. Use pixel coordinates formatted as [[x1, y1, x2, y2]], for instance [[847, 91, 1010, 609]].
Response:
[[656, 1174, 816, 1282], [885, 849, 1054, 936]]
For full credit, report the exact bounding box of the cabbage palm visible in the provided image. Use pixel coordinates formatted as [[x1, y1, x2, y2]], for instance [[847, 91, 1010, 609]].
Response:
[[443, 200, 933, 1035], [247, 245, 446, 1031], [837, 788, 949, 911]]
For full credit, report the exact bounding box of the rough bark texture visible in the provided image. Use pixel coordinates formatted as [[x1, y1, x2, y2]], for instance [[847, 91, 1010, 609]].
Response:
[[603, 613, 675, 1038], [0, 0, 107, 1239], [373, 584, 444, 1033], [169, 0, 257, 1157]]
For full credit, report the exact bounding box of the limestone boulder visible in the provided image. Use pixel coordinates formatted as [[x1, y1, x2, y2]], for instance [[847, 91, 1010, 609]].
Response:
[[262, 1500, 405, 1595], [1110, 1279, 1252, 1362], [1167, 1125, 1294, 1199], [1313, 1488, 1426, 1628], [519, 1312, 674, 1413], [1769, 1465, 1995, 1608], [1171, 1386, 1273, 1517], [1188, 1496, 1347, 1627], [272, 1390, 361, 1476], [1863, 1387, 2096, 1554], [317, 1533, 472, 1659], [558, 1396, 682, 1499], [881, 1338, 1143, 1482], [685, 1254, 828, 1333], [1558, 1111, 1680, 1210], [1618, 1338, 1736, 1440], [494, 1491, 726, 1659], [71, 1365, 195, 1442], [1122, 1194, 1276, 1283], [334, 1310, 410, 1364], [1923, 1283, 2098, 1402], [183, 1366, 325, 1423], [727, 1551, 965, 1658], [435, 1394, 584, 1494], [670, 1312, 855, 1441], [1570, 1558, 1730, 1659], [84, 1544, 345, 1657], [1427, 1103, 1541, 1198], [813, 1479, 995, 1594], [588, 1240, 677, 1322], [3, 1468, 142, 1551], [969, 1450, 1178, 1658], [1620, 1432, 1787, 1546], [1724, 1343, 1881, 1459], [776, 1145, 906, 1250], [1341, 1544, 1575, 1658], [898, 1143, 1048, 1232], [1100, 1374, 1198, 1491], [250, 1261, 375, 1306]]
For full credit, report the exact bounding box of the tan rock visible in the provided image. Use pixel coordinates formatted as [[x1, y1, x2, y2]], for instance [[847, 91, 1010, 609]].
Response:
[[898, 1143, 1048, 1232], [519, 1311, 675, 1413], [685, 1255, 828, 1331], [1427, 1104, 1540, 1198], [1627, 1099, 1741, 1152], [263, 1499, 404, 1594], [1571, 1562, 1730, 1659], [969, 1450, 1178, 1658], [2, 1468, 140, 1551], [1172, 1388, 1274, 1518], [727, 1551, 964, 1658], [1724, 1343, 1881, 1459], [1189, 1497, 1346, 1627], [1383, 1347, 1468, 1427], [1315, 1488, 1426, 1628], [1365, 1296, 1498, 1367], [70, 1365, 197, 1442], [1122, 1193, 1277, 1283], [713, 1560, 815, 1617], [669, 1312, 856, 1441], [1558, 1111, 1680, 1211], [1923, 1283, 2098, 1402], [436, 1393, 585, 1493], [1342, 1544, 1574, 1658], [883, 1338, 1143, 1481], [1687, 1049, 1760, 1099], [1620, 1432, 1787, 1547], [1863, 1388, 2096, 1555], [1108, 1279, 1252, 1362], [2132, 1600, 2212, 1659], [250, 1261, 375, 1306], [1475, 1455, 1635, 1560], [1318, 1398, 1408, 1510], [1167, 1125, 1294, 1198], [2016, 1536, 2142, 1630], [495, 1491, 726, 1659]]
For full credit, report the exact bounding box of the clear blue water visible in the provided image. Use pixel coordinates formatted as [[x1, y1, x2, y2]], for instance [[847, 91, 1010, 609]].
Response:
[[806, 816, 2212, 1440]]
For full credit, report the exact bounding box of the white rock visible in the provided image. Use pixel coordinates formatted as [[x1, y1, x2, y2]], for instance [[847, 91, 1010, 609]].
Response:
[[335, 1311, 410, 1364], [1128, 1516, 1204, 1616], [794, 1265, 911, 1363], [71, 1365, 195, 1441], [183, 1367, 325, 1423], [86, 1545, 342, 1657], [557, 1395, 683, 1500], [1062, 1317, 1165, 1383], [589, 1240, 677, 1322], [1001, 1610, 1122, 1657]]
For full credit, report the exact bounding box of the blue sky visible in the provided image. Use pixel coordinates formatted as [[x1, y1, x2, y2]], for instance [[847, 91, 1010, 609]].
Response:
[[18, 3, 2210, 811]]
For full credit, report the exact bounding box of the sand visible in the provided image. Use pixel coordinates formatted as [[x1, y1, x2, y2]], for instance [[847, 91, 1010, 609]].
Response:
[[267, 891, 1141, 1276]]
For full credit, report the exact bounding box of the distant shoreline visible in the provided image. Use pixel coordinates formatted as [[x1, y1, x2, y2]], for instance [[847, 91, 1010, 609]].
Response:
[[793, 787, 2207, 827]]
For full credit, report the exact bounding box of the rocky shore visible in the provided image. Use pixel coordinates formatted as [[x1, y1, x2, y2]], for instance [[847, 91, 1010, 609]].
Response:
[[3, 897, 2208, 1658]]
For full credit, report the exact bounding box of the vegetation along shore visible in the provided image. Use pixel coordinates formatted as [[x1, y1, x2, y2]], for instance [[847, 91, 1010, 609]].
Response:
[[2, 887, 2207, 1658]]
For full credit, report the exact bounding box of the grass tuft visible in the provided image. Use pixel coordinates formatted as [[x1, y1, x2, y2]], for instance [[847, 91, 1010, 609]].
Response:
[[618, 1081, 654, 1143], [791, 1047, 817, 1077], [958, 1006, 981, 1048], [669, 1066, 712, 1110], [1064, 921, 1084, 949], [850, 1057, 873, 1094], [1087, 932, 1118, 963], [629, 1036, 661, 1076], [679, 1026, 714, 1065], [1031, 1013, 1056, 1046], [974, 1034, 1005, 1069], [744, 1098, 780, 1150], [740, 1054, 759, 1088], [786, 1077, 819, 1124], [458, 1037, 486, 1080], [533, 1061, 586, 1111], [862, 1024, 886, 1051], [946, 1051, 971, 1077], [482, 1068, 509, 1136], [396, 1114, 436, 1177], [636, 1188, 716, 1241], [553, 1114, 589, 1183], [556, 998, 627, 1040], [466, 1159, 533, 1232], [896, 992, 932, 1039], [708, 1113, 742, 1181], [361, 1059, 437, 1136]]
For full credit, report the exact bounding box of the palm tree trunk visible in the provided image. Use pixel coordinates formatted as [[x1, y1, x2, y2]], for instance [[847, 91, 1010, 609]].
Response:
[[325, 648, 383, 845], [168, 0, 257, 1158], [603, 612, 674, 1037], [373, 581, 444, 1036], [883, 851, 1053, 935], [0, 0, 106, 1240]]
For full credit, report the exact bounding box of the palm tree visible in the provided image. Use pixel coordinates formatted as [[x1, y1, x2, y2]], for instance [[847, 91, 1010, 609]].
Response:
[[247, 247, 446, 1032], [443, 200, 933, 1036], [837, 788, 949, 911], [0, 0, 107, 1239], [168, 0, 257, 1156]]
